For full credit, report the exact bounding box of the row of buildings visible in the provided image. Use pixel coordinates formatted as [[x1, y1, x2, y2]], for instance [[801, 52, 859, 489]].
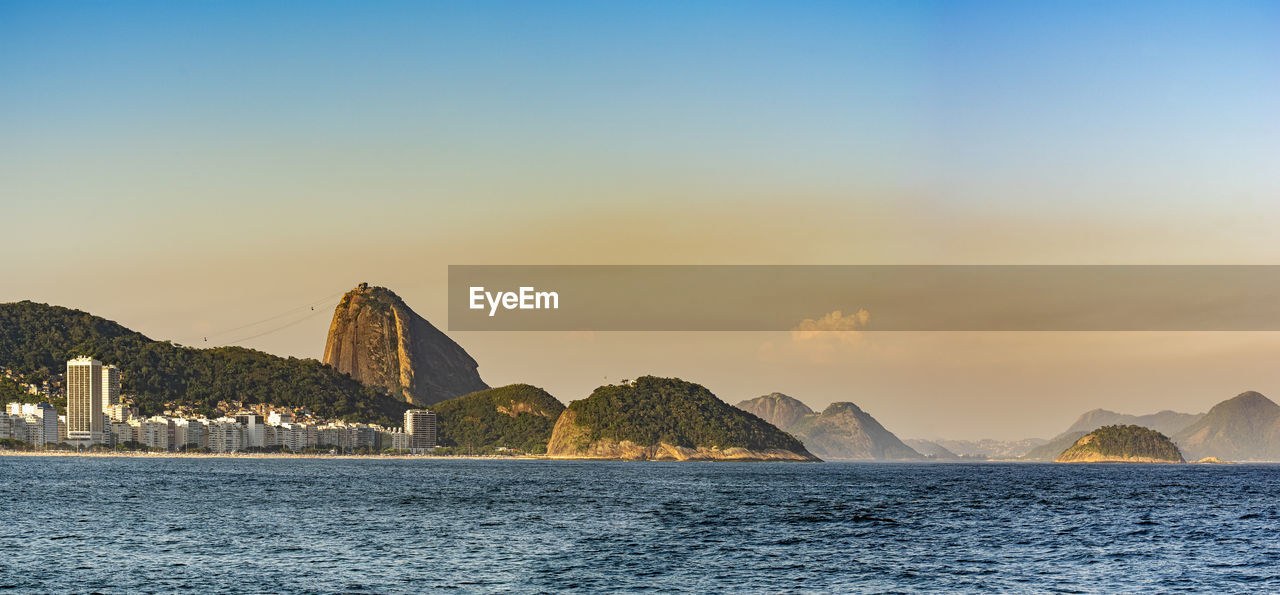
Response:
[[1, 402, 58, 447], [0, 357, 439, 454]]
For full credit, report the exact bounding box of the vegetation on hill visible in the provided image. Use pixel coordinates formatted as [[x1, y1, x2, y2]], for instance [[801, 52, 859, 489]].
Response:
[[565, 376, 812, 453], [1, 377, 25, 402], [0, 376, 67, 416], [1027, 408, 1203, 461], [0, 301, 409, 426], [1055, 425, 1184, 463], [432, 384, 565, 453]]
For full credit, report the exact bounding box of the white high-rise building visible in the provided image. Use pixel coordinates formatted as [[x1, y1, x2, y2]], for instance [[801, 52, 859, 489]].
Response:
[[177, 419, 203, 450], [403, 409, 437, 451], [235, 414, 265, 448], [11, 403, 58, 446], [66, 357, 104, 444], [109, 420, 135, 445], [100, 413, 116, 448], [101, 365, 121, 411], [105, 404, 133, 423], [278, 423, 316, 452], [0, 413, 21, 441], [204, 418, 244, 453], [266, 411, 293, 426], [137, 417, 174, 451], [379, 429, 410, 451]]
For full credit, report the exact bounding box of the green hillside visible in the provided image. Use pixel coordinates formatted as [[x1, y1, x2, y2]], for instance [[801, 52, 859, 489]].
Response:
[[0, 301, 408, 426], [433, 384, 565, 453], [564, 376, 812, 453], [1055, 425, 1184, 463]]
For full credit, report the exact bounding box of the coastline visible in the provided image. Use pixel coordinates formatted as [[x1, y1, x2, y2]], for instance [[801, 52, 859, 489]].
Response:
[[2, 451, 1268, 463], [0, 450, 545, 461]]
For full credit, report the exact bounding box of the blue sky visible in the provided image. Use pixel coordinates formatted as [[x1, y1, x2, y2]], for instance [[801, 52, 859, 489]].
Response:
[[3, 1, 1275, 222]]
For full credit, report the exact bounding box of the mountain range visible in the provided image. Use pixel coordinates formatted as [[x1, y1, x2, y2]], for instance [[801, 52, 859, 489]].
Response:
[[9, 290, 1280, 462], [736, 393, 922, 461], [1063, 408, 1204, 437], [1022, 392, 1280, 462], [930, 438, 1046, 459], [902, 439, 962, 460], [1022, 407, 1204, 461]]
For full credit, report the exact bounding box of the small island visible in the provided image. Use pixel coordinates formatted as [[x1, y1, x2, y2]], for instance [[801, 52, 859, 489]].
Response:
[[1054, 424, 1185, 463]]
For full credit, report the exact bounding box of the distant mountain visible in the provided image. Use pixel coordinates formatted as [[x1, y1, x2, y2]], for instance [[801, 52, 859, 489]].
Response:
[[1055, 425, 1184, 463], [903, 439, 962, 461], [1173, 391, 1280, 461], [1021, 432, 1089, 461], [0, 300, 407, 426], [1064, 408, 1203, 437], [546, 376, 817, 461], [1023, 406, 1204, 461], [432, 384, 565, 453], [323, 283, 487, 406], [735, 394, 922, 461], [786, 403, 923, 461], [735, 393, 814, 430], [935, 438, 1045, 459]]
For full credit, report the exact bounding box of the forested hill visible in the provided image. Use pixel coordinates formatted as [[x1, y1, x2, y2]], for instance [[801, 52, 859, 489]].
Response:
[[1055, 425, 1184, 463], [432, 384, 565, 453], [554, 376, 815, 456], [0, 301, 408, 426]]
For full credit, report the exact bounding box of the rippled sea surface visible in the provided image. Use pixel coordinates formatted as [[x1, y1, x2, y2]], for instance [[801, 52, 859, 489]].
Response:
[[2, 457, 1279, 592]]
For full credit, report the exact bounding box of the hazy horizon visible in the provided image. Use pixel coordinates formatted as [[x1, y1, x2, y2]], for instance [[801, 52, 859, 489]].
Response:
[[4, 1, 1279, 440]]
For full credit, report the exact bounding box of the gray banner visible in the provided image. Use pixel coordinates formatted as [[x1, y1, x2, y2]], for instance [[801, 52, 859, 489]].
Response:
[[448, 265, 1280, 331]]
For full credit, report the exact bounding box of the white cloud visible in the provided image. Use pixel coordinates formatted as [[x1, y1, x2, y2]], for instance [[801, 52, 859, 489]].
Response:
[[791, 309, 870, 343], [758, 309, 872, 364]]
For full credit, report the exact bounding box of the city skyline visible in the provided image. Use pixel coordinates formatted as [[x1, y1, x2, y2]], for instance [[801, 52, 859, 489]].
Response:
[[1, 356, 428, 453]]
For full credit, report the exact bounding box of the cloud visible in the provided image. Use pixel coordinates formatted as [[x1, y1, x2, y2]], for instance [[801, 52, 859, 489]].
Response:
[[791, 309, 870, 343], [758, 309, 872, 364]]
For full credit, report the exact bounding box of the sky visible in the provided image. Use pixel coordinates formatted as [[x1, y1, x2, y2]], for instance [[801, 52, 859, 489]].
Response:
[[3, 1, 1280, 440]]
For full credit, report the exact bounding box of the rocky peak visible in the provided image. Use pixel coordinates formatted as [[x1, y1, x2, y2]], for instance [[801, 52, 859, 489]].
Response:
[[322, 283, 487, 406], [1214, 391, 1277, 413], [735, 392, 815, 430]]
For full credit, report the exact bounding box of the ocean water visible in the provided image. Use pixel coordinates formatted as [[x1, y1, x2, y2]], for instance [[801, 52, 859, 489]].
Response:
[[1, 458, 1278, 593]]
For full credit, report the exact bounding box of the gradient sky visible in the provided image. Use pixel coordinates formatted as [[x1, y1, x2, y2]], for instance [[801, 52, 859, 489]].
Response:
[[3, 1, 1280, 440]]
